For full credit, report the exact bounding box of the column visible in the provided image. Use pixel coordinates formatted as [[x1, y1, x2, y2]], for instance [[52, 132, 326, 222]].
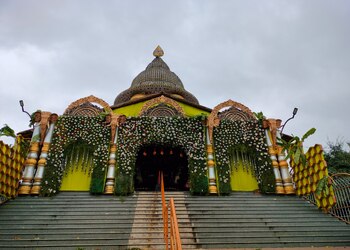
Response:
[[206, 128, 217, 194], [30, 114, 58, 194], [104, 127, 118, 194], [265, 129, 284, 194], [18, 122, 41, 195], [276, 131, 295, 194]]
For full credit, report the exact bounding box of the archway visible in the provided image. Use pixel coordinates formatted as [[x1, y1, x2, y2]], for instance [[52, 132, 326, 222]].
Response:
[[134, 145, 189, 191]]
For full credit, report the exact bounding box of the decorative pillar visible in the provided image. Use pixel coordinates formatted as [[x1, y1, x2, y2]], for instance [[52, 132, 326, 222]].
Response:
[[104, 129, 118, 194], [206, 128, 217, 194], [265, 129, 284, 194], [18, 111, 42, 195], [30, 113, 57, 195], [276, 131, 295, 194], [104, 114, 122, 194]]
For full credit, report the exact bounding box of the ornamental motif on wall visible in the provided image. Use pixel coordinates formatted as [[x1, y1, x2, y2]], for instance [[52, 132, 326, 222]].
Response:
[[64, 102, 103, 117], [64, 95, 112, 116], [139, 95, 185, 117], [218, 106, 256, 121], [207, 99, 256, 143], [141, 103, 182, 117]]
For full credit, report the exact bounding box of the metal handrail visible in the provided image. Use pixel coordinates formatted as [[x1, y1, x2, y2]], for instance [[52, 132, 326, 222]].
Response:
[[161, 172, 182, 250], [328, 173, 350, 224], [303, 173, 350, 224]]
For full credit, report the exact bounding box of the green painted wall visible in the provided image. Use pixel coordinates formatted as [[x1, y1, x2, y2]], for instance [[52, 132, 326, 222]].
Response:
[[113, 99, 210, 117]]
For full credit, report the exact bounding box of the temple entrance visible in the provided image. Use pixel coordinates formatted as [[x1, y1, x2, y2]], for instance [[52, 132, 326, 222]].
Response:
[[134, 145, 189, 191]]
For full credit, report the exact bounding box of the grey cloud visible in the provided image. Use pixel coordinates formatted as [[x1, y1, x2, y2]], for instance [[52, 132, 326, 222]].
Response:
[[0, 0, 349, 149]]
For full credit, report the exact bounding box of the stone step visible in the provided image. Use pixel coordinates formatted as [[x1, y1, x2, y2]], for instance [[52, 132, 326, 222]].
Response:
[[0, 219, 192, 225], [1, 191, 349, 249], [0, 227, 195, 234], [0, 232, 196, 240]]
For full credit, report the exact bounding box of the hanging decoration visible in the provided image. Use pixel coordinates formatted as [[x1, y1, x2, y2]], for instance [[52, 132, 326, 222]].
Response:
[[40, 116, 110, 196], [229, 146, 256, 174], [213, 119, 275, 194], [63, 144, 95, 177]]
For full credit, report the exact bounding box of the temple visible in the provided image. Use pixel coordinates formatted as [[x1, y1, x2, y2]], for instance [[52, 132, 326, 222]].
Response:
[[14, 45, 295, 197], [0, 46, 349, 249]]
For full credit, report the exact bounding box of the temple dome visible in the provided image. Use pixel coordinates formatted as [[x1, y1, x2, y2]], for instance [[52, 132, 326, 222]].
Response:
[[113, 46, 199, 105]]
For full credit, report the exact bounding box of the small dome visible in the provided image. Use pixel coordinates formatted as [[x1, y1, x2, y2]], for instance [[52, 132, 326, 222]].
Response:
[[114, 46, 199, 105], [130, 57, 185, 89]]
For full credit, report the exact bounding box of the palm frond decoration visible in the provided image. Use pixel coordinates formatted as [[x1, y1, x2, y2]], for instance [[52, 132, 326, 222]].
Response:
[[0, 124, 16, 138]]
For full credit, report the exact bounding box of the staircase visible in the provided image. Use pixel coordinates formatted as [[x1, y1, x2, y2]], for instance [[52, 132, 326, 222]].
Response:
[[0, 191, 349, 249], [0, 192, 137, 249], [0, 191, 196, 249], [128, 192, 196, 249], [185, 192, 350, 248]]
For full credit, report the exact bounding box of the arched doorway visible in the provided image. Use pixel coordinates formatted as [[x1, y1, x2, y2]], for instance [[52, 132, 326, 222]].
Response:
[[134, 145, 189, 191]]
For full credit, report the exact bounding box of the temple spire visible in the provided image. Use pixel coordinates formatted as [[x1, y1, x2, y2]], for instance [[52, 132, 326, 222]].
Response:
[[153, 45, 164, 58]]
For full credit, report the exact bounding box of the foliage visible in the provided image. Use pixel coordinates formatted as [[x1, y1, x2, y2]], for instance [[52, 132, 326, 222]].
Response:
[[315, 176, 330, 198], [115, 174, 134, 196], [253, 111, 265, 121], [0, 124, 16, 138], [41, 116, 110, 196], [324, 140, 350, 174], [0, 124, 30, 158], [278, 128, 316, 167], [190, 174, 208, 195], [29, 110, 41, 127], [115, 116, 207, 195], [213, 119, 275, 194]]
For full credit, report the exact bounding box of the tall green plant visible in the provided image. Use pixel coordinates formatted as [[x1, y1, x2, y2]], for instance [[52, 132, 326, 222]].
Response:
[[278, 128, 316, 167], [0, 124, 30, 158], [0, 124, 16, 138]]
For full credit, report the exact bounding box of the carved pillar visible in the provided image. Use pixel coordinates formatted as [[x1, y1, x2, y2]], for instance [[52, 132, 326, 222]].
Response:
[[31, 113, 57, 195], [18, 112, 42, 195], [104, 128, 118, 194], [276, 131, 295, 194], [206, 128, 217, 194], [265, 129, 284, 194]]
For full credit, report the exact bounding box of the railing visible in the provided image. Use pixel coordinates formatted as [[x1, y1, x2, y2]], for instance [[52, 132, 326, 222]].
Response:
[[303, 173, 350, 224], [328, 173, 350, 224], [161, 172, 182, 250]]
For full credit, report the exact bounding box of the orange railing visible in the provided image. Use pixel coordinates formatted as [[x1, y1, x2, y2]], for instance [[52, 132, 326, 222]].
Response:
[[160, 172, 182, 250]]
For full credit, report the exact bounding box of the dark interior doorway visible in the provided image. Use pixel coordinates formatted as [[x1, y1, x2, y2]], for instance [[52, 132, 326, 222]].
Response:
[[134, 145, 189, 191]]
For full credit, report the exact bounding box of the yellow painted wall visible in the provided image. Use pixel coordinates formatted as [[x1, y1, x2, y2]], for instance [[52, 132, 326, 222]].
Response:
[[60, 145, 94, 191], [114, 102, 145, 117], [60, 168, 91, 191], [113, 98, 210, 117], [231, 160, 259, 191]]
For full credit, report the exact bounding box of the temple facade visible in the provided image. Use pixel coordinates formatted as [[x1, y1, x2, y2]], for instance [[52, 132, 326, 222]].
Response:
[[16, 46, 295, 197]]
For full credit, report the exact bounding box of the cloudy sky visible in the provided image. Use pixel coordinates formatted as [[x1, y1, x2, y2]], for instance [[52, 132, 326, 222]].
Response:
[[0, 0, 349, 149]]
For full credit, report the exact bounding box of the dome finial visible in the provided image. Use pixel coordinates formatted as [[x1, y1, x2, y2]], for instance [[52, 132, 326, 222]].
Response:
[[153, 45, 164, 58]]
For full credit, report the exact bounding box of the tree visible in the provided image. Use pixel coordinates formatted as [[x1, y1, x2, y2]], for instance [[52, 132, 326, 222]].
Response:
[[324, 140, 350, 174]]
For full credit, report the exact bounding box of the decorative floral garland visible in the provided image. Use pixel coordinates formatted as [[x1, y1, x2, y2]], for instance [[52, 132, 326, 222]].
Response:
[[213, 119, 275, 194], [115, 116, 208, 195], [41, 116, 110, 196]]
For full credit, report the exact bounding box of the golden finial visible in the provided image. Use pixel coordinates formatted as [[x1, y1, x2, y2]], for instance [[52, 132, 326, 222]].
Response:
[[153, 45, 164, 58]]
